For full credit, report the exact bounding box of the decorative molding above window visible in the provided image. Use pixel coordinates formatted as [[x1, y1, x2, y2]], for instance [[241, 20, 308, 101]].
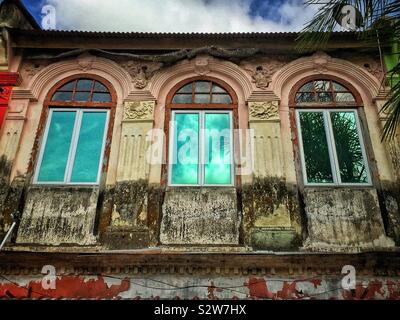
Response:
[[248, 101, 279, 121], [121, 61, 163, 89], [123, 101, 155, 121]]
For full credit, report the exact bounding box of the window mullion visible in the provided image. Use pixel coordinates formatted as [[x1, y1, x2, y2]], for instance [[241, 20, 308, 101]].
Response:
[[199, 111, 204, 186], [168, 111, 175, 186], [325, 111, 341, 184], [64, 110, 83, 183]]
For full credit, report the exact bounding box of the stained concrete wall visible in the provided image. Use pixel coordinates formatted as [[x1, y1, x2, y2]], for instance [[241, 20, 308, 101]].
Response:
[[0, 49, 398, 252], [160, 187, 240, 245], [302, 188, 394, 251], [16, 187, 99, 245]]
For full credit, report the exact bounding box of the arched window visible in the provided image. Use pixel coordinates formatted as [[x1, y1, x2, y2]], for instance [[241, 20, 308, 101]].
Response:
[[33, 76, 116, 185], [171, 80, 233, 104], [292, 78, 371, 186], [51, 78, 112, 103], [295, 80, 356, 104], [166, 78, 237, 186]]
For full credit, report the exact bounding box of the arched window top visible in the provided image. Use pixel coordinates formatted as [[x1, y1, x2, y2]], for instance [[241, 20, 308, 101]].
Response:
[[295, 79, 356, 104], [51, 78, 112, 103], [171, 80, 233, 104]]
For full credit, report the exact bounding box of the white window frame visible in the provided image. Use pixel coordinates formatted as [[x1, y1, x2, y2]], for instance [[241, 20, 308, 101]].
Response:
[[168, 110, 234, 187], [296, 108, 372, 186], [33, 108, 110, 185]]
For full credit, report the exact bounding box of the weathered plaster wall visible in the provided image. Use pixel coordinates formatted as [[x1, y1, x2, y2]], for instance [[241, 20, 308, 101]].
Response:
[[242, 177, 301, 250], [160, 187, 240, 245], [0, 274, 399, 300], [302, 188, 394, 251], [101, 181, 151, 249], [16, 187, 99, 245], [1, 49, 398, 252]]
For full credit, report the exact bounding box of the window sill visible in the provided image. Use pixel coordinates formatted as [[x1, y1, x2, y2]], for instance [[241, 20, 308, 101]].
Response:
[[30, 184, 100, 189], [303, 184, 374, 190]]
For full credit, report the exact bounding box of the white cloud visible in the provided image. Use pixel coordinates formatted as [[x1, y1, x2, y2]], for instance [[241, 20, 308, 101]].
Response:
[[46, 0, 318, 32]]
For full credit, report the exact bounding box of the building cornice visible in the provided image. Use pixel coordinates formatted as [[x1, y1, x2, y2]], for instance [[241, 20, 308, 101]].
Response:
[[0, 251, 399, 276]]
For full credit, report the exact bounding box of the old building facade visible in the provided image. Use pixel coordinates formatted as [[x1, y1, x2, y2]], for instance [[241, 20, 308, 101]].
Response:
[[0, 0, 399, 299]]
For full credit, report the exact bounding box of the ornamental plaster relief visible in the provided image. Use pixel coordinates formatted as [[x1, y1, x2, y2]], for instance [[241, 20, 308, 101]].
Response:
[[123, 101, 155, 121], [121, 61, 163, 89], [241, 56, 290, 90], [335, 53, 385, 81], [248, 101, 279, 121]]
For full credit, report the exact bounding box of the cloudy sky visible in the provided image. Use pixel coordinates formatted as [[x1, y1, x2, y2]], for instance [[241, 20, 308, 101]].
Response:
[[21, 0, 318, 32]]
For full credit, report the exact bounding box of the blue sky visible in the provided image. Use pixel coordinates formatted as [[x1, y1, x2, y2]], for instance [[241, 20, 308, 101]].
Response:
[[20, 0, 316, 32]]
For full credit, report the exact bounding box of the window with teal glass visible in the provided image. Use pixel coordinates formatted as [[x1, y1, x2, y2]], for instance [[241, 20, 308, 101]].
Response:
[[296, 109, 370, 185], [35, 109, 109, 184], [169, 110, 233, 186]]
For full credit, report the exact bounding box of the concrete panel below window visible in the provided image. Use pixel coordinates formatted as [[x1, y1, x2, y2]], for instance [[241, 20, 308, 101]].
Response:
[[16, 186, 99, 245], [160, 187, 240, 245], [302, 188, 395, 251]]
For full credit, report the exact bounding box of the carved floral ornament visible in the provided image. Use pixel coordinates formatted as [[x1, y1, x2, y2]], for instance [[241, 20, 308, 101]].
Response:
[[311, 51, 332, 73], [242, 58, 286, 90], [76, 52, 96, 71], [248, 101, 280, 121], [121, 61, 163, 89], [192, 55, 210, 75], [123, 101, 155, 121]]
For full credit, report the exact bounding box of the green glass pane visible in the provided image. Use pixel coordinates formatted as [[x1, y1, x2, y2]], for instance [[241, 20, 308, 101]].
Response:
[[195, 81, 210, 93], [330, 111, 368, 183], [318, 92, 333, 102], [52, 91, 73, 101], [74, 92, 91, 101], [38, 111, 76, 182], [171, 113, 199, 185], [94, 81, 109, 92], [70, 112, 107, 183], [58, 81, 75, 91], [332, 82, 347, 91], [176, 83, 193, 93], [299, 82, 314, 92], [296, 92, 315, 103], [172, 94, 192, 103], [336, 92, 355, 102], [314, 80, 330, 91], [299, 112, 333, 183], [205, 113, 232, 185], [76, 79, 93, 91], [212, 94, 232, 104], [194, 93, 210, 103], [92, 93, 111, 102], [212, 84, 227, 93]]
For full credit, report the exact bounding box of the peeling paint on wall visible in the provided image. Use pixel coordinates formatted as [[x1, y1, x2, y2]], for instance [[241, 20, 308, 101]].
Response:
[[0, 275, 399, 300]]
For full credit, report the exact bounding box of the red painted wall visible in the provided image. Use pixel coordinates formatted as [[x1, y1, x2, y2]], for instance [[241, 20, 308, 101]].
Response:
[[0, 72, 19, 130]]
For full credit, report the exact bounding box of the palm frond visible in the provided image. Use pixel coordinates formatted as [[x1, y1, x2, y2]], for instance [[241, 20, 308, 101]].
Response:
[[296, 0, 400, 141]]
